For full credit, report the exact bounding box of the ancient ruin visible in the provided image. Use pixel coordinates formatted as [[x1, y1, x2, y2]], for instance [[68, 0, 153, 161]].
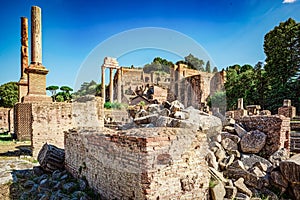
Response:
[[1, 4, 300, 200], [101, 57, 121, 103], [22, 6, 51, 103], [18, 17, 29, 102]]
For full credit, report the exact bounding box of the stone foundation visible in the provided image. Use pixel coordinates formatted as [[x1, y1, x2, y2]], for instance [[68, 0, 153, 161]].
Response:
[[65, 127, 210, 199], [237, 115, 290, 157]]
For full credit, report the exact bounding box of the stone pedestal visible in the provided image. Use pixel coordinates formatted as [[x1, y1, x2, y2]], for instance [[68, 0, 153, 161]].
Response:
[[23, 65, 52, 102]]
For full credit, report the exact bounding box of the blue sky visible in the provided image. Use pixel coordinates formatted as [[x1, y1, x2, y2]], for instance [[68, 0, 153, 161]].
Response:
[[0, 0, 299, 90]]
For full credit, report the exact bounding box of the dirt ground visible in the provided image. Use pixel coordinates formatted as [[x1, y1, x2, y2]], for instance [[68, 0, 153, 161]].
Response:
[[0, 139, 32, 200]]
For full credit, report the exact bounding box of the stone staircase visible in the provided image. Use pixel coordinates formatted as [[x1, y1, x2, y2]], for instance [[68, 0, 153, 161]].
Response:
[[290, 116, 300, 153]]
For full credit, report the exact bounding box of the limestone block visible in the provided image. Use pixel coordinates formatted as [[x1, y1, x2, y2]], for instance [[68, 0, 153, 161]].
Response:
[[270, 171, 288, 189], [210, 181, 226, 200], [221, 138, 238, 152], [221, 132, 241, 143], [240, 130, 266, 153], [234, 123, 247, 138], [241, 154, 272, 170], [234, 178, 252, 197], [224, 185, 237, 199], [279, 154, 300, 183]]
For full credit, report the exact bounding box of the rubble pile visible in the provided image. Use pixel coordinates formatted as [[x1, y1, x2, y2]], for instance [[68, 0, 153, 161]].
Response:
[[208, 119, 300, 200], [121, 100, 222, 138]]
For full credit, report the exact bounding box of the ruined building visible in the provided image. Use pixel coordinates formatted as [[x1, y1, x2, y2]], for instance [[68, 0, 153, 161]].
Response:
[[105, 61, 225, 108], [169, 63, 226, 109]]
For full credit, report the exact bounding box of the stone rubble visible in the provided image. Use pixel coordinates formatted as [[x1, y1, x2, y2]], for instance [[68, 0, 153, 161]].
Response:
[[121, 100, 222, 139], [208, 117, 300, 200], [15, 167, 99, 200]]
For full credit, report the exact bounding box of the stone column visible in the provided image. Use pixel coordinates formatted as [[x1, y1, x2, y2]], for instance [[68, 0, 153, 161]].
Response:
[[18, 17, 29, 102], [117, 69, 122, 103], [101, 65, 106, 102], [184, 80, 188, 107], [237, 98, 244, 110], [31, 6, 42, 64], [23, 6, 51, 102], [109, 68, 114, 102]]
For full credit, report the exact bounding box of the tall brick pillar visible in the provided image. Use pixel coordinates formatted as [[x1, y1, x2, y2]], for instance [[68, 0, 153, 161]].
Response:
[[18, 17, 29, 102], [23, 6, 51, 102]]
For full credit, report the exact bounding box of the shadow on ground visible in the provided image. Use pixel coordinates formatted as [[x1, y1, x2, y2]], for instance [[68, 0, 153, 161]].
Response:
[[0, 145, 32, 157]]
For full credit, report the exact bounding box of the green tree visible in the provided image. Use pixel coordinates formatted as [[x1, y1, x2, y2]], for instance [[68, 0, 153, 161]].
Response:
[[184, 53, 205, 71], [213, 66, 218, 73], [59, 86, 73, 102], [208, 91, 227, 113], [46, 85, 59, 102], [205, 61, 211, 73], [264, 18, 300, 113], [143, 57, 173, 74], [0, 82, 18, 108]]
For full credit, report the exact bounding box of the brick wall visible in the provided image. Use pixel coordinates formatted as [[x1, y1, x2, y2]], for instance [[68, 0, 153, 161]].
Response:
[[14, 96, 104, 158], [278, 106, 296, 118], [28, 72, 47, 95], [14, 103, 32, 140], [31, 102, 73, 158], [65, 127, 210, 199], [237, 115, 290, 157], [0, 107, 11, 131]]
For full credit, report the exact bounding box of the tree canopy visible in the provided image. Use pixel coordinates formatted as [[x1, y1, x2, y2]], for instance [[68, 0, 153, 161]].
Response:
[[72, 80, 102, 98], [224, 18, 300, 113], [143, 57, 173, 74], [264, 18, 300, 112], [0, 82, 18, 108]]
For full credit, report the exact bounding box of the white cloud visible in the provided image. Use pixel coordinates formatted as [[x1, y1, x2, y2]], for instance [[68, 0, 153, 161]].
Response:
[[283, 0, 297, 3]]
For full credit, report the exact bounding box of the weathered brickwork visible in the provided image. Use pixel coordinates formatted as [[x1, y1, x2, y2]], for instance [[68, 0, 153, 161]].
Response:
[[0, 107, 11, 131], [14, 96, 104, 158], [65, 127, 210, 199], [14, 103, 32, 140], [237, 115, 290, 157], [278, 106, 296, 118], [31, 102, 73, 158]]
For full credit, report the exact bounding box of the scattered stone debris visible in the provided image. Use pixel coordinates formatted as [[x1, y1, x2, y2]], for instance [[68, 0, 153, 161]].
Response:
[[13, 167, 100, 200], [122, 100, 222, 138], [207, 118, 299, 200]]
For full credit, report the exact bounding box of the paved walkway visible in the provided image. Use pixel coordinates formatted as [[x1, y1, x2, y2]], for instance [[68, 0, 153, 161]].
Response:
[[0, 157, 38, 185]]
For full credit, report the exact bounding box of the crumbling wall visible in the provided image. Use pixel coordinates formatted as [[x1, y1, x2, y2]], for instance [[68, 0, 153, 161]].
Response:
[[104, 109, 130, 124], [0, 107, 11, 131], [237, 115, 290, 157], [31, 102, 73, 158], [14, 96, 104, 158], [65, 127, 210, 199]]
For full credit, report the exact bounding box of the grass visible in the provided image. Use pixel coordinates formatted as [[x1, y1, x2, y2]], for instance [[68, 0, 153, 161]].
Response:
[[0, 132, 15, 145]]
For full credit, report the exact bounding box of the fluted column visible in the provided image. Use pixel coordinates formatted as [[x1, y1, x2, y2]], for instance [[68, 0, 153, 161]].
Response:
[[117, 69, 122, 103], [109, 68, 114, 102], [101, 66, 106, 101]]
